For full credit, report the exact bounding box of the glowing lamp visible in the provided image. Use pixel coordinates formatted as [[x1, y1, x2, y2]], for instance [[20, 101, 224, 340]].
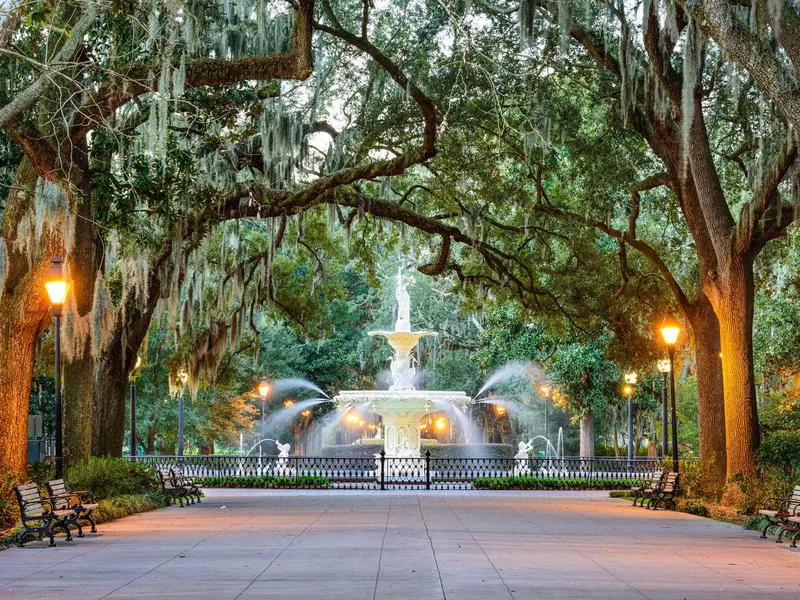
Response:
[[45, 256, 68, 311], [624, 371, 637, 385], [659, 314, 681, 347], [301, 409, 312, 417], [494, 404, 506, 416], [283, 399, 294, 408], [622, 384, 634, 397], [539, 384, 552, 397], [434, 417, 447, 431]]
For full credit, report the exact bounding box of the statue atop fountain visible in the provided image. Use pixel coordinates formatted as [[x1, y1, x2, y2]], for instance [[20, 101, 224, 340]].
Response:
[[334, 267, 470, 458], [369, 268, 436, 392]]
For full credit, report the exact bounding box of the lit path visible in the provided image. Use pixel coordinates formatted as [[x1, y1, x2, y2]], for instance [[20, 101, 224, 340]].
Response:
[[1, 489, 799, 599]]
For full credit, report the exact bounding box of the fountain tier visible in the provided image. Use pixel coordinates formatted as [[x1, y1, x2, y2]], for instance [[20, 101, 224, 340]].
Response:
[[333, 268, 472, 458]]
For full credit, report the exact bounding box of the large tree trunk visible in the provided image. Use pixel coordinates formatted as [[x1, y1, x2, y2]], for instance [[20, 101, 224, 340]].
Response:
[[688, 293, 727, 486], [579, 413, 595, 457], [62, 155, 98, 468], [0, 160, 54, 475], [713, 260, 759, 478]]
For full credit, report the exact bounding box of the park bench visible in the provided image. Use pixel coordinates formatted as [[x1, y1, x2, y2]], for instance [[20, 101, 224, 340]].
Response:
[[46, 478, 99, 534], [13, 483, 76, 547], [630, 470, 664, 507], [158, 468, 190, 506], [757, 486, 800, 540], [648, 471, 681, 510], [170, 467, 202, 504]]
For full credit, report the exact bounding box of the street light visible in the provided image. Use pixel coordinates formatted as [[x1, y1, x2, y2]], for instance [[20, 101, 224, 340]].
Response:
[[656, 358, 671, 458], [176, 368, 188, 458], [45, 256, 68, 478], [257, 379, 271, 438], [659, 314, 681, 471], [129, 355, 142, 459], [623, 373, 636, 466]]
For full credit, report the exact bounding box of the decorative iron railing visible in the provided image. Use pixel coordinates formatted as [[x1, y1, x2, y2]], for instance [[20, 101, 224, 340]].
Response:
[[131, 453, 665, 490]]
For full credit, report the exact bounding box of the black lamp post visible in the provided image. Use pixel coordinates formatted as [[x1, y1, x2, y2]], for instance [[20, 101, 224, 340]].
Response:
[[660, 315, 681, 472], [623, 371, 637, 468], [45, 256, 68, 478], [129, 356, 141, 459], [176, 369, 188, 458], [656, 359, 671, 459], [258, 380, 271, 438]]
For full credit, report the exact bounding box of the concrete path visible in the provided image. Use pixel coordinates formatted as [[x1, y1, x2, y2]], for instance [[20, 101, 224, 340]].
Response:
[[1, 489, 798, 599]]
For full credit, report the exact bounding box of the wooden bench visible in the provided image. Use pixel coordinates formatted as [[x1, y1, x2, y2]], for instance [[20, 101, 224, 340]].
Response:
[[758, 485, 800, 540], [631, 470, 663, 507], [158, 468, 188, 506], [13, 483, 76, 547], [170, 468, 202, 504], [46, 478, 100, 534], [648, 471, 681, 510]]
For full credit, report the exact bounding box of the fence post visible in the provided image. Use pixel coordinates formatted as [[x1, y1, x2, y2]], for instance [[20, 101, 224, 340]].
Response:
[[425, 450, 431, 490], [380, 450, 386, 491]]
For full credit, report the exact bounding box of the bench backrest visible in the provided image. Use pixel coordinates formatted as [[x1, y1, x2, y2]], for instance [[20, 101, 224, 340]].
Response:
[[647, 470, 664, 490], [158, 469, 177, 488], [661, 472, 680, 492], [46, 479, 70, 510], [14, 483, 46, 517], [785, 486, 800, 511]]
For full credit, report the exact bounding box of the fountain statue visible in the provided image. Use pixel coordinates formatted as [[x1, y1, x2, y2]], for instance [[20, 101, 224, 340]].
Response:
[[333, 268, 471, 457], [514, 439, 534, 474]]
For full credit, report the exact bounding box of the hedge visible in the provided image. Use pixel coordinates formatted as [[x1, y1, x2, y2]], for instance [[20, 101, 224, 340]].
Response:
[[473, 476, 641, 490], [197, 475, 330, 488]]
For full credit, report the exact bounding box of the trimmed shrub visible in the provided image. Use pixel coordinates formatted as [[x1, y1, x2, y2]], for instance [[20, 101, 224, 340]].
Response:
[[197, 475, 330, 488], [0, 467, 23, 533], [680, 499, 710, 517], [472, 476, 640, 490], [66, 457, 159, 500]]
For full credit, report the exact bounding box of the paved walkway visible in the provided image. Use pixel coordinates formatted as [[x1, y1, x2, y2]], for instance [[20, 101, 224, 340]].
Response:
[[1, 489, 798, 599]]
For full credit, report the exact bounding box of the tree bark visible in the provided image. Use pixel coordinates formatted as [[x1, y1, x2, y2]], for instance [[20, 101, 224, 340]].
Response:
[[62, 142, 99, 468], [579, 413, 595, 457], [91, 274, 161, 456], [711, 260, 759, 478], [687, 293, 727, 486], [0, 159, 54, 475]]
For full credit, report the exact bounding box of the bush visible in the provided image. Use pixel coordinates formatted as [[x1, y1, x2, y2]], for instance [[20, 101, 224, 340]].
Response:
[[0, 467, 23, 533], [757, 431, 800, 474], [96, 493, 165, 521], [680, 499, 710, 517], [66, 457, 159, 500], [679, 456, 725, 502], [197, 475, 330, 488], [472, 476, 640, 490]]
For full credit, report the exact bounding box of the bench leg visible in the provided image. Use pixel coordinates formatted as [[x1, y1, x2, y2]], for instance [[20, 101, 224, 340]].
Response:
[[760, 519, 772, 538]]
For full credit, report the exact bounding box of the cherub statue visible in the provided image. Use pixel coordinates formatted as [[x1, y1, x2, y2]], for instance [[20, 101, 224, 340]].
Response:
[[515, 440, 534, 460], [275, 441, 291, 458]]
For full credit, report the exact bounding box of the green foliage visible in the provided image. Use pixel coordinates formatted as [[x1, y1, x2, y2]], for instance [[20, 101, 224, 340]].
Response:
[[65, 457, 159, 500], [680, 499, 710, 518], [472, 476, 640, 490], [0, 467, 23, 533], [757, 431, 800, 475], [197, 475, 329, 488], [548, 335, 619, 418]]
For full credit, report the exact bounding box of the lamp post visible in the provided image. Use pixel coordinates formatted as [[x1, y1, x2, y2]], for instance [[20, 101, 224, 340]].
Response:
[[257, 379, 271, 439], [176, 368, 188, 458], [659, 315, 681, 472], [623, 371, 637, 468], [539, 384, 552, 458], [129, 355, 142, 459], [45, 257, 68, 478], [656, 359, 671, 458]]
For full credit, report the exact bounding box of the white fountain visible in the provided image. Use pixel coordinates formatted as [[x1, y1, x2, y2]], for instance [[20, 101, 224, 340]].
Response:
[[333, 269, 471, 458]]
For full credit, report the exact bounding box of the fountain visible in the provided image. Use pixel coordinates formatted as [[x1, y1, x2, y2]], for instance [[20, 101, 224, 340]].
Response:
[[333, 268, 471, 457]]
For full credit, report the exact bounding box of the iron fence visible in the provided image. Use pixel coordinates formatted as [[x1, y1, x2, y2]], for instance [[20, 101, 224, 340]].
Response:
[[131, 453, 664, 490]]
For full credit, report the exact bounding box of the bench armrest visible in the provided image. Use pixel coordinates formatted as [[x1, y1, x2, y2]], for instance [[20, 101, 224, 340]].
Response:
[[762, 497, 784, 511]]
